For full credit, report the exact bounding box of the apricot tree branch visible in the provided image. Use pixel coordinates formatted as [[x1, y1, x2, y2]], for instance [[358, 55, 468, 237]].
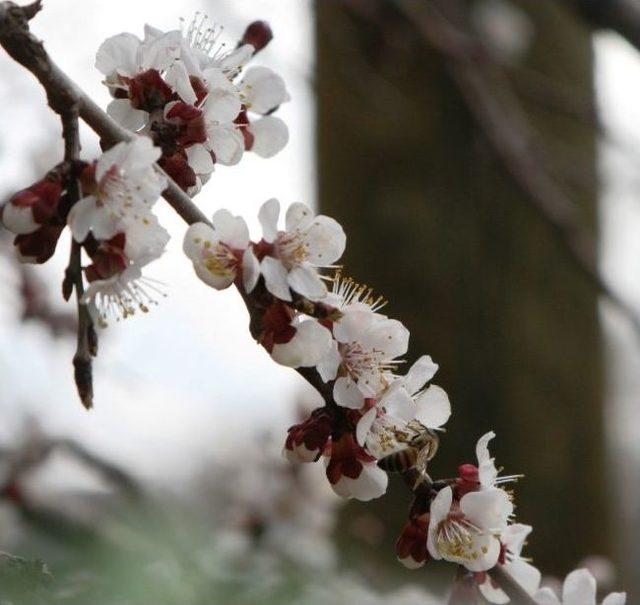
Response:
[[0, 4, 546, 599]]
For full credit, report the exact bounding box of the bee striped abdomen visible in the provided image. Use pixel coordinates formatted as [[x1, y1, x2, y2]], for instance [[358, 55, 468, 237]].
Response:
[[378, 447, 419, 473]]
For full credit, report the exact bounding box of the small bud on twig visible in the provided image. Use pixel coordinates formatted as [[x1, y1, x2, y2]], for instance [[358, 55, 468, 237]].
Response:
[[241, 20, 273, 53]]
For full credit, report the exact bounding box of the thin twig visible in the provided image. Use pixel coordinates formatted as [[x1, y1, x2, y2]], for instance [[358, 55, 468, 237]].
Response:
[[66, 239, 96, 409], [489, 565, 539, 605], [395, 0, 640, 339], [60, 89, 96, 409]]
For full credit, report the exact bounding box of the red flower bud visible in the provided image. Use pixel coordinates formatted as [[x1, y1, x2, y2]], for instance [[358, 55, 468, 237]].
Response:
[[2, 177, 62, 234], [395, 513, 430, 569], [456, 463, 480, 497], [14, 225, 63, 264], [284, 407, 335, 463], [241, 20, 273, 52]]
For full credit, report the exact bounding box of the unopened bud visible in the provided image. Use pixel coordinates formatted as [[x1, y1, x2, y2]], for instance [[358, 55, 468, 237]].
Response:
[[2, 178, 62, 235], [14, 225, 63, 264], [241, 20, 273, 53]]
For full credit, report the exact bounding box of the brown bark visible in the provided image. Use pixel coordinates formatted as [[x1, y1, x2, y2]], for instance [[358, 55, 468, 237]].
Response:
[[317, 0, 608, 574]]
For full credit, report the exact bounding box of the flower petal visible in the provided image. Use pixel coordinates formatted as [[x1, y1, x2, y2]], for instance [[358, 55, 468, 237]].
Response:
[[242, 248, 260, 293], [258, 198, 280, 243], [261, 256, 291, 301], [95, 33, 141, 76], [405, 355, 439, 394], [207, 125, 245, 166], [203, 88, 242, 124], [379, 383, 415, 423], [356, 408, 377, 447], [427, 486, 453, 560], [414, 385, 451, 430], [304, 215, 346, 266], [240, 66, 290, 114], [287, 265, 327, 301], [331, 462, 388, 501], [249, 116, 289, 158], [186, 144, 215, 175], [271, 320, 332, 368], [2, 203, 38, 235], [183, 222, 217, 260], [316, 340, 341, 382], [333, 376, 365, 409], [476, 431, 498, 489], [562, 569, 597, 605], [106, 99, 149, 132], [285, 202, 314, 232], [460, 488, 513, 533], [164, 61, 197, 104], [211, 208, 249, 249], [360, 318, 409, 359]]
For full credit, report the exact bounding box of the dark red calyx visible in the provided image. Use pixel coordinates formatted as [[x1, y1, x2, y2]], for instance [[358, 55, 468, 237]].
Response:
[[85, 232, 128, 282], [285, 407, 335, 460], [158, 152, 197, 191], [129, 69, 173, 112], [259, 301, 297, 352], [14, 225, 64, 264]]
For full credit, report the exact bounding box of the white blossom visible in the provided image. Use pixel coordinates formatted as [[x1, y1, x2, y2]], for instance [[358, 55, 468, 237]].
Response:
[[257, 199, 346, 302], [96, 30, 182, 130], [427, 485, 513, 572], [317, 303, 409, 409], [67, 137, 166, 244], [183, 209, 256, 291], [355, 356, 451, 459]]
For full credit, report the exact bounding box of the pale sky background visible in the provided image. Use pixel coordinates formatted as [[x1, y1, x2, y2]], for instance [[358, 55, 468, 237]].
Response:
[[0, 2, 639, 516]]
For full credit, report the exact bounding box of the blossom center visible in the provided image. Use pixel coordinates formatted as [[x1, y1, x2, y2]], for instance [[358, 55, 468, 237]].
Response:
[[436, 513, 487, 562], [203, 242, 238, 277], [275, 231, 308, 268]]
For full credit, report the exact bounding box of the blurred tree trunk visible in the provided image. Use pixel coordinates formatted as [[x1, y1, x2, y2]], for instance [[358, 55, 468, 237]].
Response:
[[316, 0, 607, 576]]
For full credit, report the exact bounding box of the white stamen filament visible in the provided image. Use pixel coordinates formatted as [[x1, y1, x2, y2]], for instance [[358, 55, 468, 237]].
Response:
[[84, 274, 166, 328], [332, 271, 387, 312], [436, 515, 488, 562]]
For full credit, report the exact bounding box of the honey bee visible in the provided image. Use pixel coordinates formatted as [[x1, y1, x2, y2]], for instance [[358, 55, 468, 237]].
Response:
[[377, 421, 440, 475]]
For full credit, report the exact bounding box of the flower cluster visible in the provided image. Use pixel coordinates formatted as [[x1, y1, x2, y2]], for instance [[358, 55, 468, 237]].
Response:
[[96, 15, 289, 194], [1, 137, 171, 329], [184, 197, 627, 602], [184, 199, 451, 502], [66, 137, 169, 327]]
